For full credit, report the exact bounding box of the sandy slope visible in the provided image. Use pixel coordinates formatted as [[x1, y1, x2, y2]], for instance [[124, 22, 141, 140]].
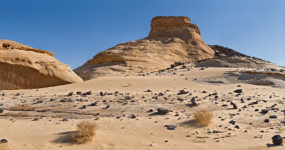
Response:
[[0, 67, 284, 150]]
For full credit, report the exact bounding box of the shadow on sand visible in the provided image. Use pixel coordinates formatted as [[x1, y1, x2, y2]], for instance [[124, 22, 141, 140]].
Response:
[[266, 143, 283, 148], [178, 119, 200, 129], [51, 131, 76, 145]]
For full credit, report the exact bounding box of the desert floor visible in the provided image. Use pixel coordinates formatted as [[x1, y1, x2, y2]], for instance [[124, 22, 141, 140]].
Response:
[[0, 67, 284, 150]]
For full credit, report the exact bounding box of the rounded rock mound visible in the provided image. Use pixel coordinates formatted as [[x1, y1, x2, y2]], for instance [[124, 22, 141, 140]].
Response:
[[0, 40, 83, 90], [75, 16, 214, 80]]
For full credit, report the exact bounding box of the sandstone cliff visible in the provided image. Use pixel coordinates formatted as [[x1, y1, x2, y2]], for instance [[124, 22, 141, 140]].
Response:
[[0, 40, 83, 90], [75, 16, 214, 80]]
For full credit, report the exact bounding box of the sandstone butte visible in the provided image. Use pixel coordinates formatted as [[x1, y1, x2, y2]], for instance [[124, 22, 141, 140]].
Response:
[[0, 40, 83, 90], [75, 16, 215, 80]]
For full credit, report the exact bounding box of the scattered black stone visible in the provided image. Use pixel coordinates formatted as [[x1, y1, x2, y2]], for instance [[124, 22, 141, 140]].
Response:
[[181, 65, 186, 69], [158, 93, 164, 96], [60, 98, 73, 102], [88, 102, 97, 106], [178, 89, 189, 95], [147, 109, 153, 113], [272, 135, 283, 145], [229, 120, 236, 125], [248, 101, 258, 105], [230, 101, 238, 109], [211, 130, 222, 133], [32, 117, 39, 121], [264, 119, 270, 123], [0, 108, 3, 113], [177, 97, 184, 101], [62, 118, 68, 121], [79, 105, 87, 109], [157, 108, 169, 115], [67, 92, 73, 96], [188, 97, 199, 107], [145, 89, 152, 92], [129, 114, 136, 119], [0, 139, 8, 143], [83, 91, 92, 96], [152, 96, 158, 100], [125, 96, 132, 100], [234, 125, 240, 129], [234, 89, 243, 94], [50, 98, 56, 101], [164, 125, 177, 130], [269, 115, 277, 119], [170, 62, 184, 68], [76, 98, 88, 102], [76, 91, 82, 95], [99, 92, 105, 96], [261, 109, 269, 114]]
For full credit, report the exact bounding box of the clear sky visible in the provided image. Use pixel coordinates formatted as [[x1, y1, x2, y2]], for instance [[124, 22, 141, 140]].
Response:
[[1, 0, 284, 68]]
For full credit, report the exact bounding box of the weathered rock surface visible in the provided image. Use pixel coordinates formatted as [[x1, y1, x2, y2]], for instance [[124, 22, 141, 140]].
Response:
[[0, 40, 83, 90], [196, 45, 282, 70], [195, 56, 282, 69], [75, 16, 214, 80]]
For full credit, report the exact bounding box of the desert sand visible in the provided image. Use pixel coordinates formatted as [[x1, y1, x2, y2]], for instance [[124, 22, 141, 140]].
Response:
[[0, 66, 284, 150]]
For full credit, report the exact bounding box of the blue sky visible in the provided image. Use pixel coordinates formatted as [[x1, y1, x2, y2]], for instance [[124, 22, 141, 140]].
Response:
[[0, 0, 284, 68]]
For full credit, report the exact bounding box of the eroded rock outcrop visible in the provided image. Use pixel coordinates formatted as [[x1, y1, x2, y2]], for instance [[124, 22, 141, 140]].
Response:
[[196, 45, 282, 70], [75, 16, 214, 80], [0, 40, 83, 90]]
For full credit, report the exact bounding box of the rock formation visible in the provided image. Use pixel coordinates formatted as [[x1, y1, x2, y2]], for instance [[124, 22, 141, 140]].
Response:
[[75, 16, 215, 80], [0, 40, 83, 90], [196, 45, 282, 70]]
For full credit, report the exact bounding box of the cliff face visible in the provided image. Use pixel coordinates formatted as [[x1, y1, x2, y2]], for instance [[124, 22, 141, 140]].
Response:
[[0, 40, 83, 90], [148, 16, 201, 39], [75, 16, 214, 80]]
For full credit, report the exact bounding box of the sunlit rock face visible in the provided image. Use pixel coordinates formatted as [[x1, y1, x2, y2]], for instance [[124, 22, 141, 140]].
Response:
[[75, 16, 214, 80], [0, 40, 83, 90]]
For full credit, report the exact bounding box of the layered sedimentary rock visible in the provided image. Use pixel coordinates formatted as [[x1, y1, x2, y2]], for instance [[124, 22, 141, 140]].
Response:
[[0, 40, 83, 90], [75, 16, 214, 80]]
